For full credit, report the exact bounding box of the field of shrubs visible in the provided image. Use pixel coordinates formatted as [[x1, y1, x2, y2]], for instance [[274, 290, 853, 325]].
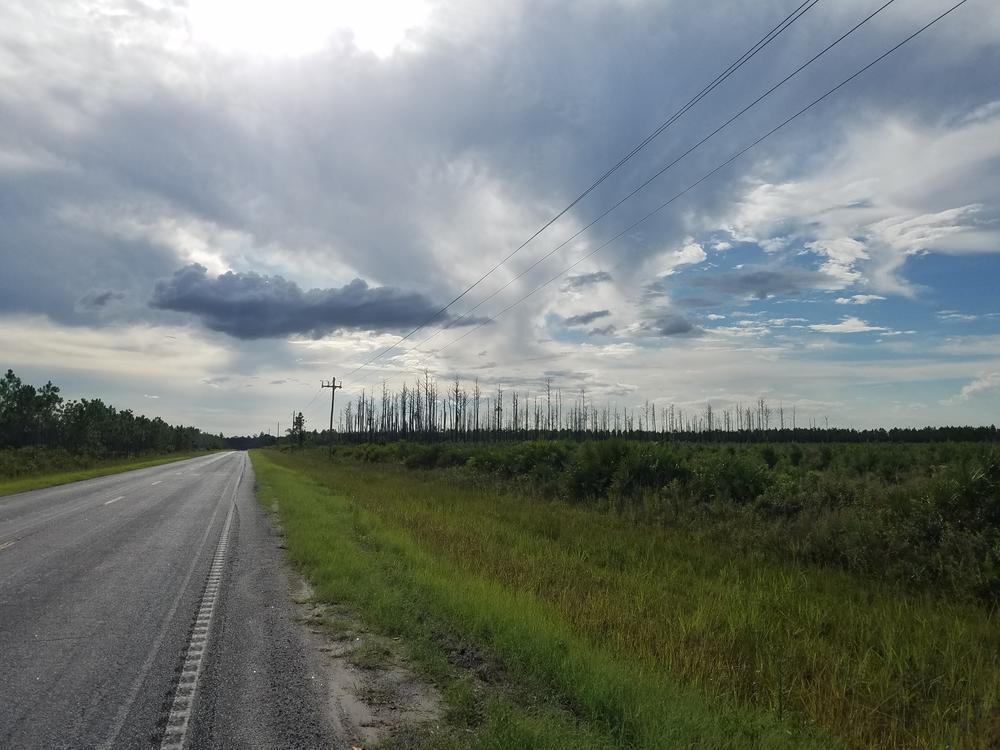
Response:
[[335, 439, 999, 602]]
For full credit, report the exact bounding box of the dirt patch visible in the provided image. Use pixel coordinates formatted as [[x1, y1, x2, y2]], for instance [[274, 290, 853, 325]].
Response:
[[291, 577, 443, 748]]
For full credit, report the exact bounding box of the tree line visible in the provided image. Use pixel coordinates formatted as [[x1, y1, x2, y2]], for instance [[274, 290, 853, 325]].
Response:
[[324, 374, 997, 444], [0, 369, 225, 456]]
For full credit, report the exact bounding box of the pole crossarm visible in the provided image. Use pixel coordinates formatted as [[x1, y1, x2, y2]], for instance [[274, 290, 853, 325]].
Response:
[[321, 378, 343, 455]]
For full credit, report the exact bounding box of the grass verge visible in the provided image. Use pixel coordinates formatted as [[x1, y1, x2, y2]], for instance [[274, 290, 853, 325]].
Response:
[[252, 448, 998, 748], [253, 449, 849, 748], [0, 451, 217, 497]]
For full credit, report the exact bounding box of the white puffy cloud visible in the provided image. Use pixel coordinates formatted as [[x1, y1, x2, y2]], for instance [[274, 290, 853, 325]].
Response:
[[836, 294, 886, 305], [723, 111, 1000, 296], [953, 372, 1000, 402], [657, 241, 708, 276], [809, 317, 888, 334]]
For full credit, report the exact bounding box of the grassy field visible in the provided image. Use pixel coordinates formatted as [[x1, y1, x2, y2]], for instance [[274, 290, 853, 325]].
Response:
[[0, 451, 217, 497], [252, 446, 998, 749]]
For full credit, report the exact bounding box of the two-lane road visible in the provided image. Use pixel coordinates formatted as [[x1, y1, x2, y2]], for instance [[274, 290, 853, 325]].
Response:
[[0, 452, 338, 749]]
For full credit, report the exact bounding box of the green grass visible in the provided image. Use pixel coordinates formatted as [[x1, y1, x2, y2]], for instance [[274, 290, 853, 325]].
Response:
[[0, 451, 217, 497], [253, 448, 1000, 749]]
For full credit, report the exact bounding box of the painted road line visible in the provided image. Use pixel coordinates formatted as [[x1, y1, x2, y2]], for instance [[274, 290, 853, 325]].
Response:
[[104, 496, 125, 506], [97, 455, 243, 750], [0, 540, 15, 551], [160, 456, 243, 750], [151, 481, 163, 486]]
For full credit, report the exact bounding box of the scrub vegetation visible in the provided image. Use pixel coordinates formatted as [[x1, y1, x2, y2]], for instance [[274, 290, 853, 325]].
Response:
[[252, 442, 999, 749]]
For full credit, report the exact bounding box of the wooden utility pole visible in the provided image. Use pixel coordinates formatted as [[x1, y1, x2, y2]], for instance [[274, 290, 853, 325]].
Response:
[[321, 378, 343, 456]]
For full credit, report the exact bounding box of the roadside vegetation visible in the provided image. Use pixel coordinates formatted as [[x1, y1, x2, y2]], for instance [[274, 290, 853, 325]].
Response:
[[0, 369, 225, 493], [336, 439, 1000, 603], [253, 442, 999, 749], [0, 451, 213, 497]]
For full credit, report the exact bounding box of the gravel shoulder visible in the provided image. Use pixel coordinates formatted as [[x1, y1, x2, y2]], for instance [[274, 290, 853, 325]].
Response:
[[190, 460, 441, 749]]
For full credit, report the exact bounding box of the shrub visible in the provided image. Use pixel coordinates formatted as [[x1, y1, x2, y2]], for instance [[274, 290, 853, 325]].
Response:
[[608, 444, 689, 503], [691, 451, 771, 504], [562, 440, 629, 501]]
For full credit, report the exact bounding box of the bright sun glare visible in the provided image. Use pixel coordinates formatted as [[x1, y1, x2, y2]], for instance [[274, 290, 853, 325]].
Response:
[[186, 0, 431, 58]]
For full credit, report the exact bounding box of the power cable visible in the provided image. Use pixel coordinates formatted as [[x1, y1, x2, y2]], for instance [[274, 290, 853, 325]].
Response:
[[400, 0, 899, 358], [421, 0, 971, 362], [343, 0, 822, 378]]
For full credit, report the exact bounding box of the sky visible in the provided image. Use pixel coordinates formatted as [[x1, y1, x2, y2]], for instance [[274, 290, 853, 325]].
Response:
[[1, 0, 998, 435]]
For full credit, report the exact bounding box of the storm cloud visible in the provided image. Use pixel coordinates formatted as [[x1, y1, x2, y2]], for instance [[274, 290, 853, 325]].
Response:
[[150, 264, 448, 339]]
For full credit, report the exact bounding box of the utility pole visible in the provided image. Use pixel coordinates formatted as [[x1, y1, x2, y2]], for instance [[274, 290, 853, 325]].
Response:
[[321, 377, 343, 456]]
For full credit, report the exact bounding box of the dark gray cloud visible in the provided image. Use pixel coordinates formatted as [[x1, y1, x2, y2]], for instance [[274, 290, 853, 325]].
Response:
[[562, 271, 613, 291], [588, 324, 616, 336], [682, 267, 836, 301], [150, 264, 451, 339], [564, 309, 610, 326], [77, 290, 126, 309], [646, 313, 701, 337], [673, 296, 718, 308]]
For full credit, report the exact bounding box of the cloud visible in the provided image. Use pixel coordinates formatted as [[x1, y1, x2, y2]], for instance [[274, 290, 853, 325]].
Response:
[[2, 0, 1000, 433], [953, 372, 1000, 401], [562, 271, 613, 291], [804, 238, 868, 284], [937, 310, 982, 322], [77, 290, 126, 309], [657, 241, 707, 276], [150, 264, 451, 339], [683, 267, 838, 301], [836, 294, 886, 305], [808, 317, 888, 334], [564, 309, 610, 327], [647, 313, 699, 337], [723, 112, 1000, 295], [588, 324, 616, 336]]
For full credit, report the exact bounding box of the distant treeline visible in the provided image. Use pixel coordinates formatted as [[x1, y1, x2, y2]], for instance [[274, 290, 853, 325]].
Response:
[[324, 376, 997, 444], [0, 369, 225, 456], [225, 433, 278, 450]]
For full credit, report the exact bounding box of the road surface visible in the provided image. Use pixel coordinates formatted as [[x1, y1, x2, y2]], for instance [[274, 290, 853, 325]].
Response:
[[0, 451, 337, 748]]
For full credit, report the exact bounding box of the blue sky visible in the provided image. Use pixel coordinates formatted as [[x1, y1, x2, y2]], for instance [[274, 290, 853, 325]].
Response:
[[0, 0, 998, 433]]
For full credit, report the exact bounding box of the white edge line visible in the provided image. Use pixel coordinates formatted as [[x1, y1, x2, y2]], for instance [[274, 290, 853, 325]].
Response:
[[160, 455, 244, 750]]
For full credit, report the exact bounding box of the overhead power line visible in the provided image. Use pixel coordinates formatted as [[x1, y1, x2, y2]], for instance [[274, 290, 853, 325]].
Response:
[[343, 0, 821, 379], [416, 0, 972, 363], [400, 0, 900, 359]]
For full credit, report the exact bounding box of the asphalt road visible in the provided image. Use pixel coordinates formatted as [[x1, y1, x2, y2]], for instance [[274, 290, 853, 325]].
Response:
[[0, 452, 338, 749]]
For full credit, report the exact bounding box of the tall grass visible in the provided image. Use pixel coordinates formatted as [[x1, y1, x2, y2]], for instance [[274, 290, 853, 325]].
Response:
[[253, 448, 999, 749]]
